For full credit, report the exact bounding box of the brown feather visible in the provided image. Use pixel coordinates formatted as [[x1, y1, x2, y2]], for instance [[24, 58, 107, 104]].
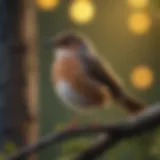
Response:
[[52, 57, 110, 107]]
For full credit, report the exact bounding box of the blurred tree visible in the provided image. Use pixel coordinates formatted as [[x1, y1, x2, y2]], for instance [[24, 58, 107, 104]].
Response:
[[5, 0, 28, 148], [0, 0, 36, 159], [0, 0, 10, 150], [0, 0, 38, 158]]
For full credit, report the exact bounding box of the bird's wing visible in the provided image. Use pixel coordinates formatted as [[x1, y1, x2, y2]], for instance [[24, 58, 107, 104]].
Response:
[[77, 47, 145, 113], [78, 47, 124, 99]]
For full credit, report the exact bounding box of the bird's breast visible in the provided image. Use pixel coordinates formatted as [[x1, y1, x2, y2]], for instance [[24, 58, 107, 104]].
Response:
[[52, 57, 110, 107], [55, 80, 92, 106]]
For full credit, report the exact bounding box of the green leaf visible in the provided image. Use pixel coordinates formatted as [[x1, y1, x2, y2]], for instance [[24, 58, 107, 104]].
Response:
[[55, 123, 66, 131], [4, 141, 17, 153], [0, 152, 5, 160]]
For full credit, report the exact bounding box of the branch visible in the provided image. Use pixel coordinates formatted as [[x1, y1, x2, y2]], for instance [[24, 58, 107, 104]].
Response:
[[74, 135, 118, 160], [74, 103, 160, 160], [5, 103, 160, 160]]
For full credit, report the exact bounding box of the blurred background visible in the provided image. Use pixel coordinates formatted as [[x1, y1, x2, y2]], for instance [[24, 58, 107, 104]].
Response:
[[0, 0, 160, 159]]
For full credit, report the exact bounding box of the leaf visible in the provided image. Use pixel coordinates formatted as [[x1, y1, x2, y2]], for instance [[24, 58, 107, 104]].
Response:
[[4, 141, 17, 153], [0, 152, 5, 160]]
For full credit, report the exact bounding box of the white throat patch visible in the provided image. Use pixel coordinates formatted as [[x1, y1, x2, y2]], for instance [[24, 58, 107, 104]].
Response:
[[54, 48, 73, 59]]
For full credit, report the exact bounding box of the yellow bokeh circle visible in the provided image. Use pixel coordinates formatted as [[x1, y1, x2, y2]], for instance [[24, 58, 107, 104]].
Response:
[[128, 0, 149, 8], [69, 0, 96, 24], [130, 65, 154, 89], [36, 0, 59, 11], [128, 12, 151, 35]]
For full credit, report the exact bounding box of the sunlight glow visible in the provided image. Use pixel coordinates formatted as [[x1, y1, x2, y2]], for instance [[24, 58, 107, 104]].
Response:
[[128, 12, 151, 35], [36, 0, 59, 11], [128, 0, 149, 8], [130, 65, 154, 90], [69, 0, 96, 24]]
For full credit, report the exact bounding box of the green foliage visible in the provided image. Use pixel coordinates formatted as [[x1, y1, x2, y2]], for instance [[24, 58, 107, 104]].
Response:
[[55, 123, 66, 131], [0, 140, 17, 160], [55, 122, 92, 160], [105, 133, 152, 160], [4, 140, 17, 154], [150, 129, 160, 158], [57, 137, 93, 160], [0, 153, 5, 160]]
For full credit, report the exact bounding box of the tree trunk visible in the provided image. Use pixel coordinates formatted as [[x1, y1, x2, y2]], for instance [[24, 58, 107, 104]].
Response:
[[5, 0, 38, 159]]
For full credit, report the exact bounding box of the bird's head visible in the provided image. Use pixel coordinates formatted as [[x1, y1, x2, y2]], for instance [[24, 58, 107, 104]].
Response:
[[45, 31, 92, 58]]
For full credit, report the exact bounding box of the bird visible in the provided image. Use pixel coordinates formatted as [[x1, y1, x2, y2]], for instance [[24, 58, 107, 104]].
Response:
[[46, 31, 145, 128]]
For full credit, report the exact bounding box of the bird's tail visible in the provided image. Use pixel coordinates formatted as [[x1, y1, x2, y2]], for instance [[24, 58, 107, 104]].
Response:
[[100, 72, 146, 114], [115, 93, 146, 114]]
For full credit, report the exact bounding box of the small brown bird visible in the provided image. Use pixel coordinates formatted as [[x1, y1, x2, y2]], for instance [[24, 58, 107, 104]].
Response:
[[47, 31, 144, 128]]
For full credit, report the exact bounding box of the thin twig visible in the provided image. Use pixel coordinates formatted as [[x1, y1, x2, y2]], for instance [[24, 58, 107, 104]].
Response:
[[74, 135, 119, 160]]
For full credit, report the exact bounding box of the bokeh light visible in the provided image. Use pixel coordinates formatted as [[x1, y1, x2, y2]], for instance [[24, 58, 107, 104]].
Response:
[[69, 0, 96, 24], [36, 0, 59, 11], [128, 12, 152, 35], [127, 0, 149, 8], [130, 65, 154, 90]]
